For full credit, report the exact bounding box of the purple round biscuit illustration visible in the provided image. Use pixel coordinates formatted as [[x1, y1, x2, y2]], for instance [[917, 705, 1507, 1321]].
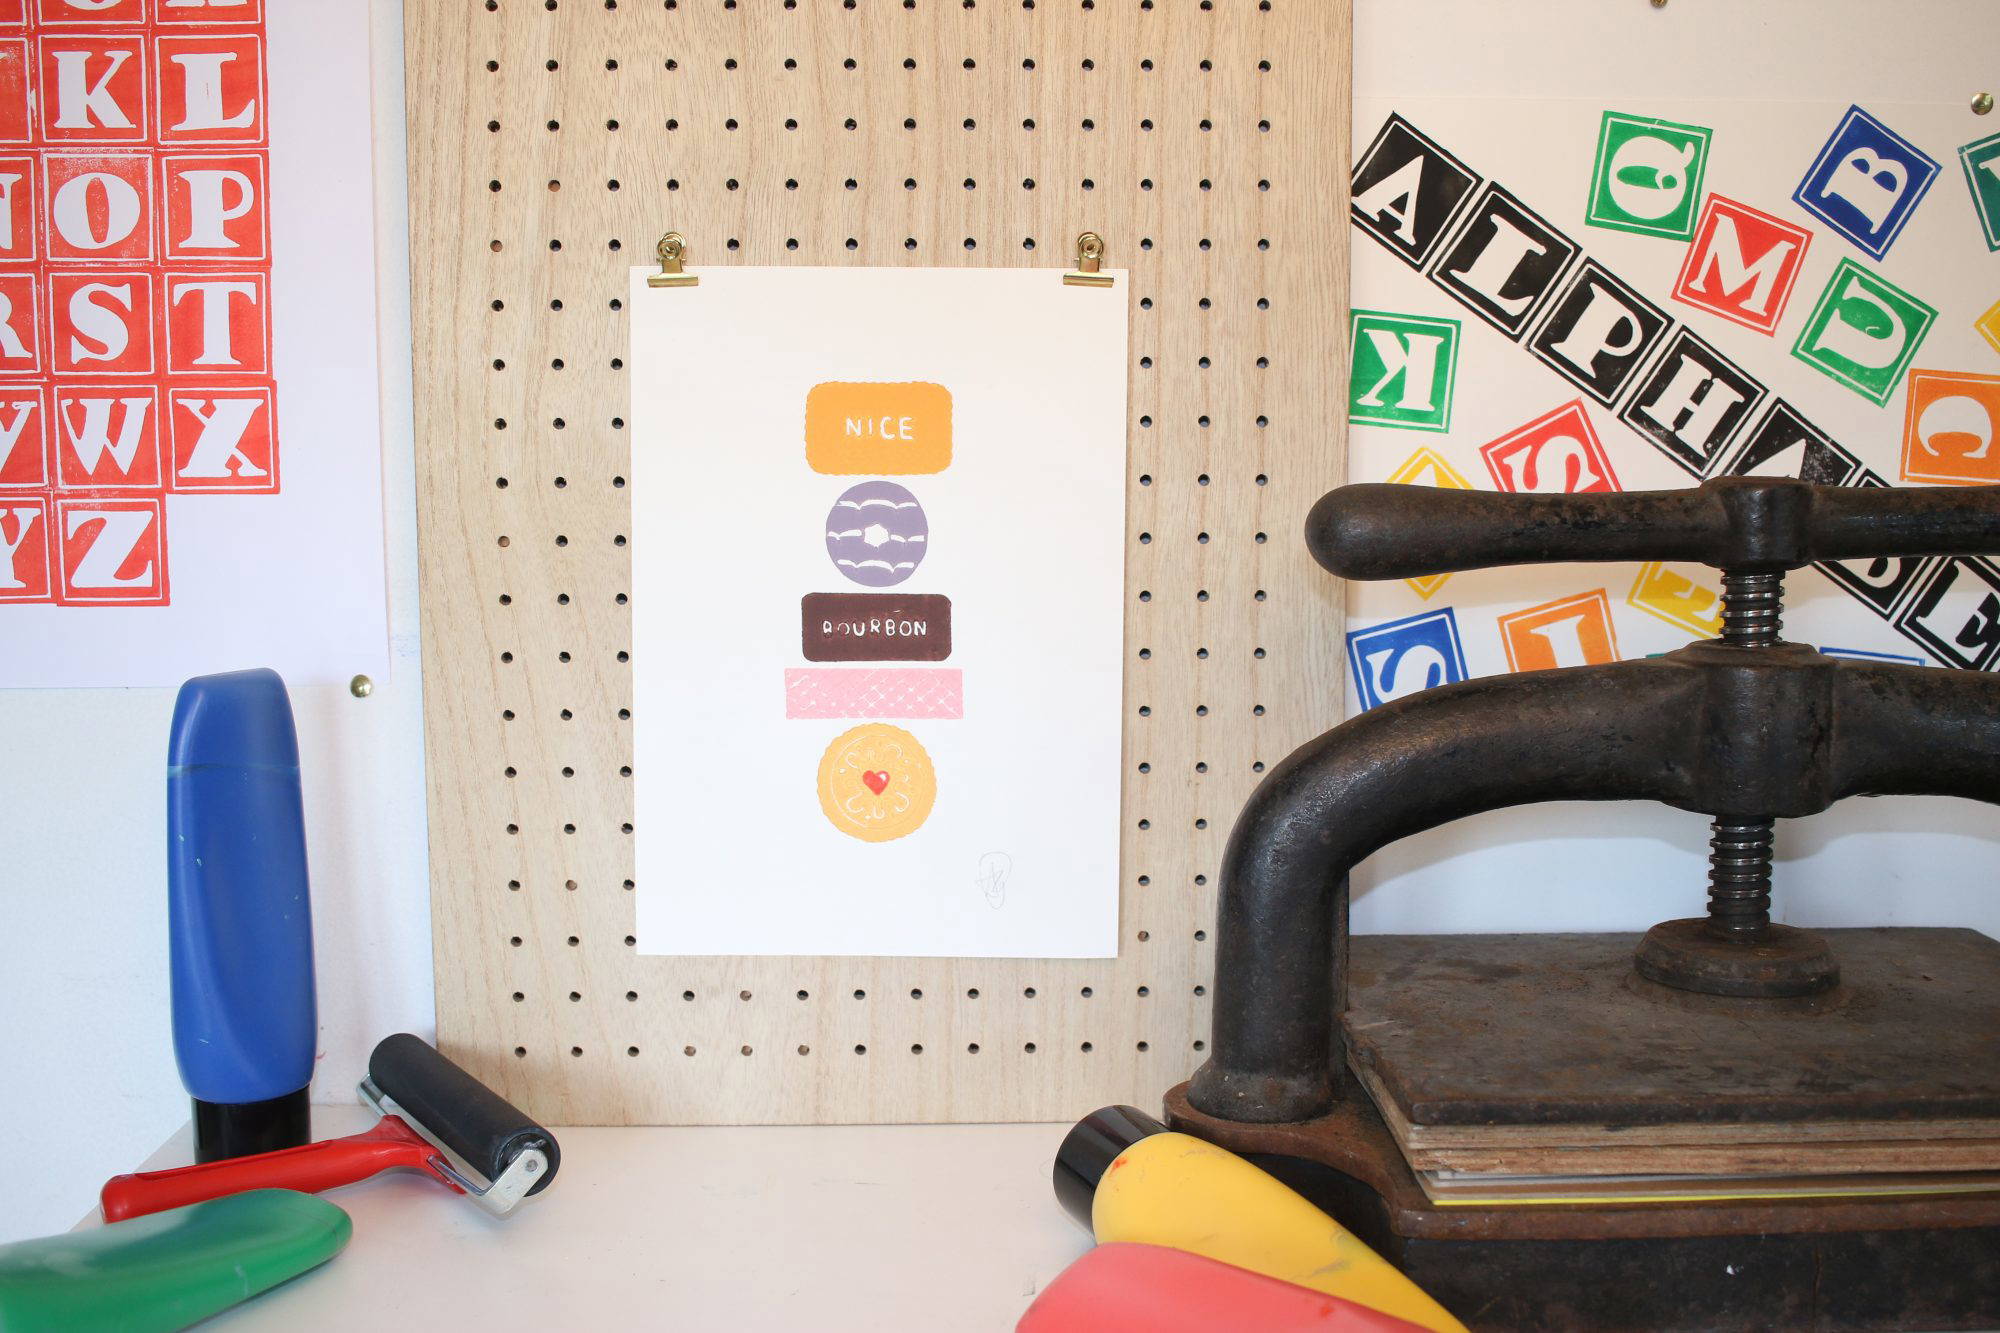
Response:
[[825, 481, 929, 588]]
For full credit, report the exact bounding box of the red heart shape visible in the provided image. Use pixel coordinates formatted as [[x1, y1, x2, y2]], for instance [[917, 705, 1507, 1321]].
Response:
[[862, 769, 890, 795]]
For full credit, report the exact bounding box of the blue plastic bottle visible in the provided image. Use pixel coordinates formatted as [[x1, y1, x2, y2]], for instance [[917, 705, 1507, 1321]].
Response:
[[167, 669, 317, 1162]]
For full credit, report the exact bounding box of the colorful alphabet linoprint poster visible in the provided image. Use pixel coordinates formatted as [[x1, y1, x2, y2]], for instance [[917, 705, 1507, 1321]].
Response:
[[1346, 95, 2000, 707], [0, 1, 385, 688], [630, 267, 1127, 957]]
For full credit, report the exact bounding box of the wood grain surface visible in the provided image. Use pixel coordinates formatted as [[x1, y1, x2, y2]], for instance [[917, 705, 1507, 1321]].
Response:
[[406, 0, 1350, 1124]]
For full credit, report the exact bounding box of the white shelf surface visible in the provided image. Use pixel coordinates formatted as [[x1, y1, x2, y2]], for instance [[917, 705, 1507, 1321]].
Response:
[[87, 1108, 1089, 1332]]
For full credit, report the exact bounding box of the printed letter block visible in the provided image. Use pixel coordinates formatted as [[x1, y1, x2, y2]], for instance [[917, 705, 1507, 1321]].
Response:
[[0, 153, 38, 259], [156, 33, 264, 145], [44, 150, 153, 261], [0, 37, 31, 143], [55, 492, 166, 604], [53, 382, 160, 489], [0, 270, 40, 375], [1794, 105, 1938, 260], [1958, 131, 2000, 253], [1585, 111, 1713, 241], [1348, 309, 1460, 432], [0, 495, 50, 601], [168, 379, 274, 491], [1627, 561, 1723, 639], [1499, 589, 1619, 672], [0, 382, 48, 488], [164, 269, 265, 373], [49, 268, 154, 374], [1791, 259, 1935, 406], [1900, 369, 2000, 486], [161, 151, 266, 261], [1481, 400, 1620, 493], [1672, 195, 1811, 335], [1347, 609, 1468, 711], [38, 34, 148, 144]]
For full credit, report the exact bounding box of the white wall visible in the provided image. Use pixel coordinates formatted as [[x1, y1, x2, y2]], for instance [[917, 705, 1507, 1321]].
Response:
[[0, 0, 429, 1244], [3, 0, 1996, 1247]]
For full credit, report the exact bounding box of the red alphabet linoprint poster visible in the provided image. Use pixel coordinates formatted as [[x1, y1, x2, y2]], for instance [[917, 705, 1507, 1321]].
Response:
[[0, 0, 385, 687]]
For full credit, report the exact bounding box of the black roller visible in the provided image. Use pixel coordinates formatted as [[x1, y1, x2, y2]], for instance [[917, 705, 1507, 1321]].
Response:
[[1052, 1104, 1166, 1231], [368, 1034, 559, 1195]]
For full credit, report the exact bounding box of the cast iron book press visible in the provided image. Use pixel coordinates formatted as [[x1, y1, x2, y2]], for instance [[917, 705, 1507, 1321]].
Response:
[[1164, 477, 2000, 1331]]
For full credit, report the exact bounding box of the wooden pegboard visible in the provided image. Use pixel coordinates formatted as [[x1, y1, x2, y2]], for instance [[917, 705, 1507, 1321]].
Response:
[[406, 0, 1349, 1124]]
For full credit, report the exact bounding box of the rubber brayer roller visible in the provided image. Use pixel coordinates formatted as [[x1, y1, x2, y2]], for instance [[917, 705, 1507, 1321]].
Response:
[[100, 1034, 560, 1222]]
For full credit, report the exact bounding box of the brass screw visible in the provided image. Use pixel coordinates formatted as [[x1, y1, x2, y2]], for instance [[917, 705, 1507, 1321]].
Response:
[[1976, 92, 1995, 116], [349, 674, 374, 698]]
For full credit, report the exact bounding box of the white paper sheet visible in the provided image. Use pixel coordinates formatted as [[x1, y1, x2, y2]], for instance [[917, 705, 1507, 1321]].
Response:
[[630, 266, 1127, 958], [0, 1, 387, 689]]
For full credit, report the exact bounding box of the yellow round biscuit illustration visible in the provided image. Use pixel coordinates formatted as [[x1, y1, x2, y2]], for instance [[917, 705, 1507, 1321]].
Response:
[[816, 723, 937, 842]]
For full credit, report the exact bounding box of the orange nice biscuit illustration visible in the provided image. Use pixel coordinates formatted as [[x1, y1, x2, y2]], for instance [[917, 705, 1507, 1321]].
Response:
[[806, 382, 953, 475]]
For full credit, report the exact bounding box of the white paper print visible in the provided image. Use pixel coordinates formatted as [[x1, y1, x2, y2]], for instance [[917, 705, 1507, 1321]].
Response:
[[630, 266, 1127, 958]]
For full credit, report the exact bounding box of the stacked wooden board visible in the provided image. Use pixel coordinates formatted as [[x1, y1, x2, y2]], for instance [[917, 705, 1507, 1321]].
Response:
[[1343, 930, 2000, 1207]]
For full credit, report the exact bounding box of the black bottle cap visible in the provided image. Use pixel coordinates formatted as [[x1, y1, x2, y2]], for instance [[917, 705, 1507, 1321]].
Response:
[[192, 1088, 311, 1164], [1052, 1104, 1168, 1230]]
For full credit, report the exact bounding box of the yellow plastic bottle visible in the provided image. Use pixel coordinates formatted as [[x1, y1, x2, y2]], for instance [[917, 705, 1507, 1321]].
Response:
[[1054, 1106, 1466, 1333]]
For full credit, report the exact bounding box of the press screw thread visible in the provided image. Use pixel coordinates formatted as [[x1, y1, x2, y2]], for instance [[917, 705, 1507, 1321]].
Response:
[[1719, 569, 1783, 648], [1705, 568, 1785, 937], [1706, 819, 1775, 938]]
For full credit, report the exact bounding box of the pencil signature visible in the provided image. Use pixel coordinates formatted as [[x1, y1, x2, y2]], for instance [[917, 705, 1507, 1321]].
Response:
[[975, 852, 1012, 909]]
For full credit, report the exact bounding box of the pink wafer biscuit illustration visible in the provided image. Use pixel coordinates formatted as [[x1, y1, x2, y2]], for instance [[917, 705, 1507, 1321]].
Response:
[[785, 668, 964, 719]]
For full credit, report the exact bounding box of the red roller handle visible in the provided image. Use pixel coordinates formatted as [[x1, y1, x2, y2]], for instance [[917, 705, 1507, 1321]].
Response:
[[100, 1115, 459, 1221]]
